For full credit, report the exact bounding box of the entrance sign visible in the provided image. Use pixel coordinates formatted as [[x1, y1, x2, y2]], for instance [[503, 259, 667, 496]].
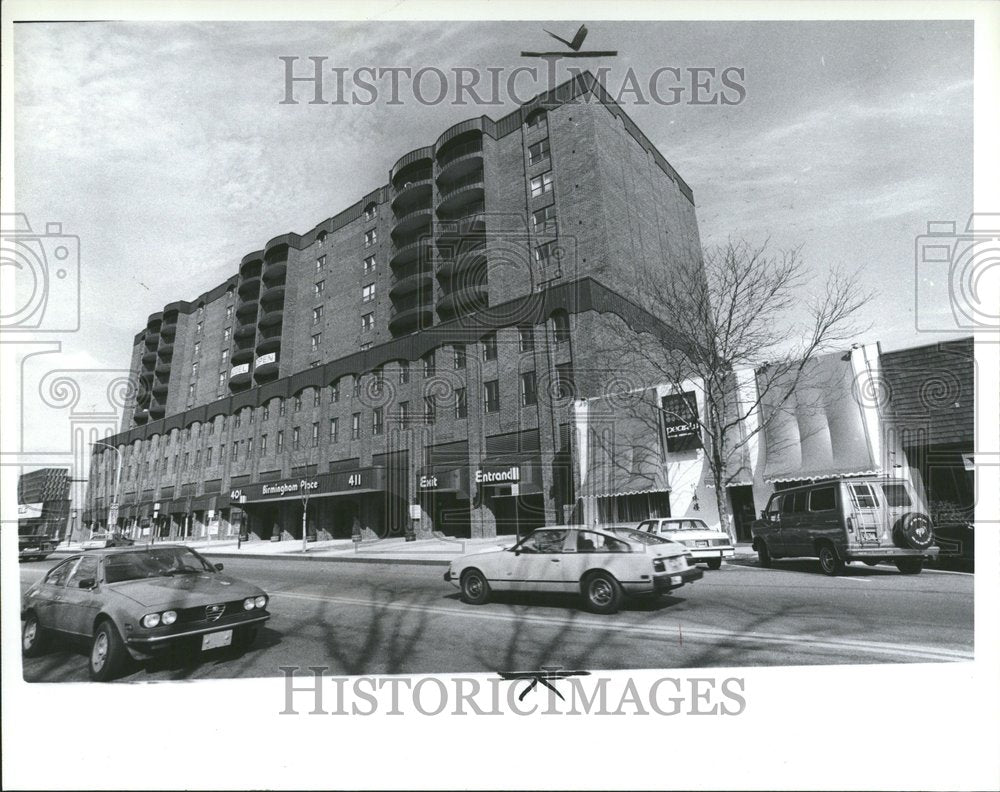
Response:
[[475, 465, 521, 485]]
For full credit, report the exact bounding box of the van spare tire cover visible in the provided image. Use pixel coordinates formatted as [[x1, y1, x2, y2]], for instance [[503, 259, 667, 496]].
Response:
[[894, 513, 934, 550]]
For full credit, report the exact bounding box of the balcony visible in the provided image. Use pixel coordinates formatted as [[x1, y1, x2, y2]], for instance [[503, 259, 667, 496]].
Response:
[[261, 283, 286, 306], [389, 271, 433, 299], [144, 332, 160, 349], [151, 378, 169, 396], [232, 346, 255, 365], [157, 342, 174, 359], [388, 304, 433, 336], [436, 285, 488, 320], [256, 335, 281, 356], [389, 238, 433, 270], [436, 243, 487, 281], [141, 349, 157, 365], [436, 138, 483, 171], [133, 407, 149, 424], [238, 276, 262, 299], [234, 321, 257, 340], [258, 308, 284, 329], [235, 299, 259, 319], [263, 258, 287, 282], [436, 211, 485, 242], [229, 368, 253, 390], [253, 360, 280, 383], [160, 319, 177, 339], [154, 356, 172, 374], [391, 177, 433, 212], [240, 252, 264, 279], [391, 206, 432, 239], [437, 172, 484, 214], [149, 401, 166, 419]]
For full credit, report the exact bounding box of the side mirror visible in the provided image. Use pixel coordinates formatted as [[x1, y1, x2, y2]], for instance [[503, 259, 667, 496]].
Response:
[[78, 578, 96, 590], [214, 563, 224, 571]]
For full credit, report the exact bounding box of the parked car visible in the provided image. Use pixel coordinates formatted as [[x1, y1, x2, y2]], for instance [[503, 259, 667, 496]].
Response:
[[19, 533, 55, 562], [751, 477, 939, 576], [81, 531, 134, 550], [635, 517, 735, 569], [21, 545, 270, 681], [444, 525, 702, 614]]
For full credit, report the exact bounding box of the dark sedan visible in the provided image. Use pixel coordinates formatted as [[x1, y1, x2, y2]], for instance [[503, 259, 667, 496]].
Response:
[[21, 545, 270, 681]]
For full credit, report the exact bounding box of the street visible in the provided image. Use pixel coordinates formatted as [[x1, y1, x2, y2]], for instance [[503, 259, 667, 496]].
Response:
[[19, 555, 974, 682]]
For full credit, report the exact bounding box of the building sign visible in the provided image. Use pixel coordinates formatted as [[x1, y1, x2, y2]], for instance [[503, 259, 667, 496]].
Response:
[[661, 392, 702, 452], [230, 363, 250, 377], [255, 352, 277, 367], [17, 503, 45, 518], [475, 465, 521, 485], [419, 474, 439, 489], [239, 468, 385, 502], [261, 478, 320, 497]]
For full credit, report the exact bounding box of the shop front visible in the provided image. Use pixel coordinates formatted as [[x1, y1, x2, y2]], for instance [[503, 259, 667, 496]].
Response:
[[476, 461, 546, 537], [416, 467, 472, 538]]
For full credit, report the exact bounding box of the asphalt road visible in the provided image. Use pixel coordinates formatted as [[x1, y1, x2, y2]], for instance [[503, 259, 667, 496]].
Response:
[[19, 555, 974, 682]]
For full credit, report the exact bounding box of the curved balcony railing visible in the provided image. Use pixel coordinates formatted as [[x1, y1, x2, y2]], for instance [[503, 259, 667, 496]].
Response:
[[144, 332, 160, 349], [157, 342, 174, 359], [133, 407, 149, 424], [236, 300, 259, 319], [154, 359, 172, 375], [141, 349, 157, 365], [435, 211, 485, 241], [436, 242, 487, 281], [238, 276, 262, 298], [232, 346, 255, 365], [438, 169, 484, 200], [436, 139, 483, 169], [391, 207, 433, 239], [389, 238, 433, 270], [389, 271, 433, 299], [258, 308, 284, 329], [253, 359, 280, 383], [436, 285, 488, 320], [149, 401, 166, 419], [388, 304, 433, 336], [391, 177, 433, 211], [160, 319, 177, 338], [261, 284, 286, 306], [151, 378, 169, 396], [255, 335, 281, 356], [234, 321, 257, 340]]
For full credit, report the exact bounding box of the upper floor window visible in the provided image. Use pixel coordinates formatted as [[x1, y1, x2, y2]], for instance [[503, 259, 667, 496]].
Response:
[[422, 351, 435, 377], [315, 280, 325, 296], [221, 349, 229, 365], [311, 333, 322, 352], [483, 380, 500, 413], [528, 138, 550, 166], [453, 344, 466, 370], [398, 360, 410, 384], [520, 371, 538, 407], [552, 310, 571, 343], [372, 407, 384, 436], [535, 240, 557, 267], [223, 327, 232, 342], [530, 172, 553, 198], [312, 306, 323, 325], [361, 312, 374, 331], [363, 255, 376, 273], [532, 205, 556, 234], [313, 389, 321, 407], [364, 228, 377, 247], [225, 305, 234, 320], [317, 231, 328, 246], [364, 204, 377, 221], [193, 341, 201, 357], [518, 326, 534, 352], [454, 387, 468, 419], [351, 412, 361, 439], [292, 427, 301, 450], [316, 255, 326, 270], [481, 333, 497, 361], [330, 381, 340, 403], [294, 394, 302, 412], [362, 283, 375, 303], [196, 322, 203, 336], [526, 110, 547, 131], [262, 403, 270, 421]]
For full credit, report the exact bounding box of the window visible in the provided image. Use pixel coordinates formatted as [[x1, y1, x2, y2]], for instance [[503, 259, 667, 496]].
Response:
[[318, 231, 328, 246], [534, 240, 557, 267], [360, 341, 373, 350], [532, 205, 556, 234], [263, 404, 270, 421], [226, 305, 233, 320], [221, 349, 229, 365], [316, 255, 326, 270], [398, 360, 410, 384], [353, 376, 362, 398], [518, 326, 534, 352], [362, 283, 375, 303], [279, 399, 286, 417], [66, 556, 99, 588], [424, 396, 436, 424], [314, 280, 325, 296], [351, 413, 361, 439], [520, 529, 568, 554], [234, 413, 241, 429], [312, 422, 319, 447], [276, 431, 284, 453], [552, 310, 570, 343], [555, 363, 574, 399], [313, 389, 321, 407], [520, 371, 537, 407], [364, 204, 377, 221], [247, 437, 254, 457], [372, 407, 384, 436], [364, 228, 377, 247], [810, 487, 837, 511], [223, 327, 232, 342], [482, 333, 497, 361], [261, 434, 268, 455], [330, 382, 340, 403], [483, 380, 500, 413], [231, 442, 239, 461], [291, 395, 300, 412], [293, 427, 301, 450], [530, 172, 553, 197], [312, 306, 324, 325], [782, 491, 809, 514], [526, 110, 547, 130], [187, 383, 195, 402], [196, 321, 203, 336], [329, 418, 338, 443], [364, 255, 376, 273], [194, 450, 201, 467], [849, 483, 878, 509], [576, 531, 629, 553], [361, 312, 374, 331], [218, 372, 226, 389], [208, 421, 215, 436], [454, 388, 467, 419], [198, 305, 204, 317], [453, 344, 466, 370], [423, 351, 435, 377], [248, 408, 255, 425], [528, 138, 550, 166], [398, 402, 408, 424], [881, 483, 912, 508], [311, 333, 322, 352], [193, 341, 201, 357]]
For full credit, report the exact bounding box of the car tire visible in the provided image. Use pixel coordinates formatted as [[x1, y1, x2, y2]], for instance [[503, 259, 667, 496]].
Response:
[[894, 557, 924, 575], [582, 571, 623, 615], [460, 569, 491, 605], [706, 558, 723, 570], [22, 612, 47, 657], [756, 541, 772, 568], [89, 619, 127, 682], [893, 513, 934, 551], [817, 544, 844, 576]]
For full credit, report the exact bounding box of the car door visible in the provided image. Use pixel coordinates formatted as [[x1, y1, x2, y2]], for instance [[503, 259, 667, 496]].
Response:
[[31, 556, 80, 630], [757, 494, 785, 555], [55, 555, 102, 637], [806, 485, 843, 552], [781, 490, 810, 556], [566, 530, 632, 586], [505, 529, 569, 592]]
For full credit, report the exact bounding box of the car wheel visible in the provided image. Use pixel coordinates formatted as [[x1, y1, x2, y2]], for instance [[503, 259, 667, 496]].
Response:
[[460, 569, 491, 605], [817, 544, 844, 576], [706, 558, 723, 570], [756, 541, 772, 568], [893, 513, 934, 551], [89, 620, 127, 682], [22, 612, 47, 657], [894, 557, 924, 575], [583, 571, 623, 615]]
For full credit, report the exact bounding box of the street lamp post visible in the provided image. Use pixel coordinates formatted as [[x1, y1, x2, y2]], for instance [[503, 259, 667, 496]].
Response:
[[301, 488, 310, 554], [91, 441, 123, 534]]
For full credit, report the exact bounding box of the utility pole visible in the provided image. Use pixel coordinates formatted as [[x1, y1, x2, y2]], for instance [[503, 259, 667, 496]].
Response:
[[301, 488, 310, 554], [91, 441, 123, 533]]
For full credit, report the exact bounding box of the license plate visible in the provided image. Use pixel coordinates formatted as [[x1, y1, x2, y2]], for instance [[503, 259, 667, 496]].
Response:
[[670, 575, 682, 585], [23, 547, 39, 552], [201, 630, 233, 651]]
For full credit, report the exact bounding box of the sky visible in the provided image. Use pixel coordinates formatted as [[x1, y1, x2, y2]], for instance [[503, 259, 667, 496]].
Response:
[[10, 19, 973, 400]]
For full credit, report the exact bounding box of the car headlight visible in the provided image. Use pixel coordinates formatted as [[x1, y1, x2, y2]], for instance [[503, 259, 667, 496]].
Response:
[[243, 597, 255, 610], [141, 613, 161, 628], [254, 595, 267, 609], [161, 610, 177, 626]]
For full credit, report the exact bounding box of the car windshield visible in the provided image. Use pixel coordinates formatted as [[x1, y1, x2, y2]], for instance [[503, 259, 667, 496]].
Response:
[[662, 520, 709, 531], [103, 547, 215, 583], [609, 527, 670, 545]]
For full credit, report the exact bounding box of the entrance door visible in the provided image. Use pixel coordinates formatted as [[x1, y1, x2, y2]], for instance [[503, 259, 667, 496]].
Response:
[[728, 486, 756, 542]]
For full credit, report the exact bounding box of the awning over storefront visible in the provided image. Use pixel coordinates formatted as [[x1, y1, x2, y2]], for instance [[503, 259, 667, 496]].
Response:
[[758, 349, 880, 483], [417, 467, 472, 499], [236, 467, 389, 504]]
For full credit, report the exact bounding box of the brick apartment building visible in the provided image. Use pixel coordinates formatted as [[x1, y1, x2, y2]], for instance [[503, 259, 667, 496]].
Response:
[[85, 72, 703, 541], [18, 468, 71, 542]]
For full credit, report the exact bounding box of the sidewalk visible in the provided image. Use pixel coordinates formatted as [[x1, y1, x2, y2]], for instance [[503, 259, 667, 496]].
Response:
[[55, 537, 758, 566]]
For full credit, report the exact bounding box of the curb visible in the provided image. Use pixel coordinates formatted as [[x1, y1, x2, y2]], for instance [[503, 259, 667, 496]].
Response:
[[199, 550, 451, 567]]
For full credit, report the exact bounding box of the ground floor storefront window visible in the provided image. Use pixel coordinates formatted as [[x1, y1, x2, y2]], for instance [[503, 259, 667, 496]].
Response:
[[595, 492, 671, 524]]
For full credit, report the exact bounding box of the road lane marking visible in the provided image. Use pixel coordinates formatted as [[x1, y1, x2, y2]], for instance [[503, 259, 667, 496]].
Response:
[[272, 591, 973, 663]]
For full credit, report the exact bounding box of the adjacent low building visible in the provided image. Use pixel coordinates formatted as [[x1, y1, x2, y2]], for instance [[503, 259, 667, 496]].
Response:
[[18, 468, 71, 543]]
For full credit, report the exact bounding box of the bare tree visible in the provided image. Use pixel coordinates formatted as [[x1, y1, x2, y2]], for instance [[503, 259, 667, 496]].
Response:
[[592, 240, 873, 541]]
